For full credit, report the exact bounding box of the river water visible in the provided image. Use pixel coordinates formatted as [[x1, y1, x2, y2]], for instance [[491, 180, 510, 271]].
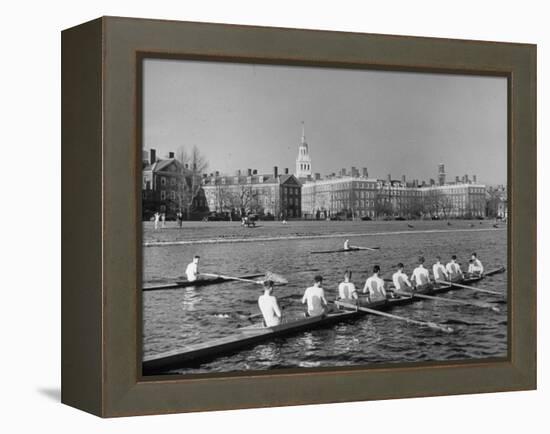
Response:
[[142, 220, 507, 375]]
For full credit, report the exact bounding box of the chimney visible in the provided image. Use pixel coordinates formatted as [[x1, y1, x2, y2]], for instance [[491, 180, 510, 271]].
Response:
[[150, 148, 156, 164], [473, 175, 477, 183], [430, 178, 435, 186], [362, 167, 368, 177], [315, 173, 321, 180], [247, 168, 252, 176], [252, 169, 258, 175], [341, 168, 347, 176], [402, 175, 406, 183], [387, 174, 391, 182], [421, 180, 426, 187], [273, 166, 278, 177], [284, 168, 289, 175], [456, 176, 460, 183], [351, 166, 357, 177], [168, 151, 174, 158]]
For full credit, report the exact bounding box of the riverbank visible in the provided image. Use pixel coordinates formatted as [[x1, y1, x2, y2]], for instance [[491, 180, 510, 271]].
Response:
[[143, 219, 505, 246]]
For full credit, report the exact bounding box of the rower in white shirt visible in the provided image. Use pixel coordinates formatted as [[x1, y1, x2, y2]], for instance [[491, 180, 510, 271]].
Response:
[[338, 270, 358, 300], [392, 263, 412, 292], [343, 239, 351, 250], [302, 275, 328, 317], [363, 265, 387, 301], [411, 256, 432, 290], [258, 280, 282, 327], [445, 255, 464, 282], [432, 256, 449, 284], [185, 255, 200, 282], [468, 252, 484, 276]]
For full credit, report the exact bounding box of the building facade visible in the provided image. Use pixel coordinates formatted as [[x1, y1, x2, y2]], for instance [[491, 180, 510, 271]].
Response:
[[142, 149, 208, 219], [302, 176, 378, 219], [202, 167, 302, 219], [302, 170, 486, 220]]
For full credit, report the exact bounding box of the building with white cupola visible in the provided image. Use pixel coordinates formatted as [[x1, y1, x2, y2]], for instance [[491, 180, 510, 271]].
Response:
[[295, 122, 312, 180]]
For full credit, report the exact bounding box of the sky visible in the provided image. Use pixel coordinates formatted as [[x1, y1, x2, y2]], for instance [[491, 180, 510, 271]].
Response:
[[143, 58, 507, 185]]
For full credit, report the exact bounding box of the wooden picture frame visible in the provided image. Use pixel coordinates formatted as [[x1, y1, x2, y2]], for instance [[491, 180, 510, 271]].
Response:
[[61, 16, 536, 417]]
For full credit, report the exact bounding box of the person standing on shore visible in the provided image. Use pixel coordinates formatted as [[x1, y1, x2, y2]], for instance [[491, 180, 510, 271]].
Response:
[[302, 275, 328, 317], [185, 255, 201, 282], [154, 212, 160, 230], [161, 212, 166, 228], [258, 280, 282, 327]]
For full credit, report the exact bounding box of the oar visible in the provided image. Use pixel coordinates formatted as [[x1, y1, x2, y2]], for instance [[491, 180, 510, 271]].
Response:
[[337, 301, 453, 333], [202, 271, 288, 285], [354, 246, 380, 252], [393, 290, 500, 312], [436, 280, 502, 296]]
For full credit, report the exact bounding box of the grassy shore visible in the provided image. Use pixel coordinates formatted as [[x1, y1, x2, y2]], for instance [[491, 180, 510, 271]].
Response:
[[143, 219, 504, 245]]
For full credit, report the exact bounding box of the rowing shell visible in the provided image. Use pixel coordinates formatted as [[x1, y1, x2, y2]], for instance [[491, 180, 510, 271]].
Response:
[[310, 247, 379, 254], [142, 267, 505, 374], [143, 274, 264, 291]]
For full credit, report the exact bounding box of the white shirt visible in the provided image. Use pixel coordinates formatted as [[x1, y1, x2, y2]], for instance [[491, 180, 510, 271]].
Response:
[[411, 265, 430, 286], [338, 281, 357, 299], [469, 258, 484, 274], [392, 270, 412, 291], [446, 261, 463, 280], [258, 294, 282, 327], [185, 262, 199, 282], [364, 275, 386, 299], [344, 240, 350, 250], [302, 286, 327, 316], [432, 262, 448, 281]]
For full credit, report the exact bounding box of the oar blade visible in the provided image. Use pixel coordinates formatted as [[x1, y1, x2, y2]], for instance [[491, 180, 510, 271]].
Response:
[[264, 271, 288, 284]]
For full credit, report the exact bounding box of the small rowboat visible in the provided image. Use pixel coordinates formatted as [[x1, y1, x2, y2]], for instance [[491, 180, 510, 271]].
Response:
[[143, 273, 264, 291], [310, 246, 380, 254], [142, 267, 505, 374]]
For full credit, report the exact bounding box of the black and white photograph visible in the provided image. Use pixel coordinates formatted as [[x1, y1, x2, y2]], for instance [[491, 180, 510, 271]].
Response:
[[140, 58, 508, 376]]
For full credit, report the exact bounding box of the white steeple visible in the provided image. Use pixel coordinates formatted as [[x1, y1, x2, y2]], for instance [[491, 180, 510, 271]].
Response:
[[295, 121, 312, 179]]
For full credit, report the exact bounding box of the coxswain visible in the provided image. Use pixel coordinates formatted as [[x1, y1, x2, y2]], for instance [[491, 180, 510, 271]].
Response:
[[411, 256, 432, 290], [338, 270, 358, 300], [185, 255, 200, 282], [258, 280, 282, 327], [392, 263, 412, 292], [432, 256, 449, 284], [445, 255, 464, 281], [363, 265, 387, 301], [302, 275, 328, 317], [468, 252, 484, 276]]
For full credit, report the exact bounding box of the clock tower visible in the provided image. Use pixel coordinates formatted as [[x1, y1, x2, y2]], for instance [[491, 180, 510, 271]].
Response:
[[295, 122, 312, 179]]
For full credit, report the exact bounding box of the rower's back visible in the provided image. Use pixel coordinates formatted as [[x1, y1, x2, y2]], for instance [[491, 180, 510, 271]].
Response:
[[258, 293, 281, 327], [303, 285, 326, 316]]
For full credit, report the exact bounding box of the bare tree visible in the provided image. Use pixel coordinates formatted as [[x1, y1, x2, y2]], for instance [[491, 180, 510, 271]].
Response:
[[175, 146, 208, 219], [439, 195, 454, 219]]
